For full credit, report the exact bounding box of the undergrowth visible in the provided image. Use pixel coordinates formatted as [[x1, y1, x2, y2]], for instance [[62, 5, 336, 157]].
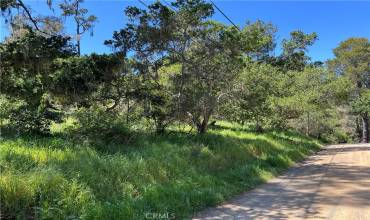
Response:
[[0, 121, 321, 219]]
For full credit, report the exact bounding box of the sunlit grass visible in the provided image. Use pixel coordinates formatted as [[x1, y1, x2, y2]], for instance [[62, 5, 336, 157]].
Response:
[[0, 121, 321, 219]]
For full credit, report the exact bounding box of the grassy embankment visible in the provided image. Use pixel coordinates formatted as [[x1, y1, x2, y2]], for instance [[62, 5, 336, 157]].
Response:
[[0, 121, 321, 219]]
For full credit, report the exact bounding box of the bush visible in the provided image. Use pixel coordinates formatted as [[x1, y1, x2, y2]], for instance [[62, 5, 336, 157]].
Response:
[[0, 96, 23, 127], [72, 106, 132, 144], [8, 105, 52, 135], [321, 129, 351, 144], [1, 94, 63, 135]]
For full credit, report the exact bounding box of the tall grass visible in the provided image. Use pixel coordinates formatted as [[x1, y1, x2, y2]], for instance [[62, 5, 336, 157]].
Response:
[[0, 121, 321, 219]]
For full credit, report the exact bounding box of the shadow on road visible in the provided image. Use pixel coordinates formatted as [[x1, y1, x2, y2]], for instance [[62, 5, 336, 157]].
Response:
[[194, 144, 370, 220]]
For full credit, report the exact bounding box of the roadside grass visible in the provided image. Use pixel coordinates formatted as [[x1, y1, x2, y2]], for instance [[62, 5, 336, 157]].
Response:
[[0, 121, 321, 219]]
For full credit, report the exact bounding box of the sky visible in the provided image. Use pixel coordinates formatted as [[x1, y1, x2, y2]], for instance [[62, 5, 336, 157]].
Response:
[[1, 0, 370, 61]]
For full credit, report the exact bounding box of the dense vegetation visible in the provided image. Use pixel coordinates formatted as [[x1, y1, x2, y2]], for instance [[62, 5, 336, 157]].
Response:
[[0, 0, 369, 219], [0, 121, 320, 219]]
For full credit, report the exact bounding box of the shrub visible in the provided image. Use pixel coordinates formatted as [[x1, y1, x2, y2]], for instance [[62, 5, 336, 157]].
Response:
[[0, 96, 23, 127], [72, 106, 132, 144], [321, 129, 351, 144], [8, 105, 52, 135]]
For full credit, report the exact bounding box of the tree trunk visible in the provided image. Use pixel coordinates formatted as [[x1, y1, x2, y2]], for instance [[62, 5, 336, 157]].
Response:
[[197, 117, 209, 134], [77, 38, 81, 56], [362, 113, 369, 143], [255, 117, 263, 133], [306, 112, 310, 135], [156, 123, 166, 134], [76, 1, 81, 56], [126, 98, 130, 124], [355, 117, 362, 142], [197, 110, 211, 134]]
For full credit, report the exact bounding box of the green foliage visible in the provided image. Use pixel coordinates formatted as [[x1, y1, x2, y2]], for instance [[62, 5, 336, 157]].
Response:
[[51, 54, 120, 106], [9, 105, 50, 135], [0, 31, 75, 134], [0, 122, 320, 219], [267, 31, 318, 71], [0, 31, 74, 99], [282, 31, 317, 56], [52, 56, 100, 95], [0, 95, 24, 126], [274, 67, 343, 138], [145, 86, 175, 133], [241, 20, 277, 59], [172, 22, 246, 133], [321, 128, 351, 144], [71, 106, 131, 144], [0, 0, 363, 143], [2, 93, 61, 135], [1, 1, 366, 219], [105, 1, 278, 133], [221, 62, 281, 131], [329, 38, 370, 142], [0, 171, 95, 219], [352, 90, 370, 115], [329, 38, 370, 87]]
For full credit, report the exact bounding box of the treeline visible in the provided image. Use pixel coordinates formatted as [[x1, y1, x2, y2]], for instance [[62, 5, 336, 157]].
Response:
[[1, 0, 369, 143]]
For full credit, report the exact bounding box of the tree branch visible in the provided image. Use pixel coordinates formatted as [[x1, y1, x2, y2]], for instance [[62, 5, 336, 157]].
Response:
[[17, 0, 40, 31], [17, 0, 53, 36]]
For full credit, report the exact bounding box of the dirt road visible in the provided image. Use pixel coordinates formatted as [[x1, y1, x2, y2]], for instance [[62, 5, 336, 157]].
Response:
[[193, 144, 370, 220]]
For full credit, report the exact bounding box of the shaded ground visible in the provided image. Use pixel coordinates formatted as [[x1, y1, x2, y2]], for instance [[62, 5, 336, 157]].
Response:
[[193, 144, 370, 220]]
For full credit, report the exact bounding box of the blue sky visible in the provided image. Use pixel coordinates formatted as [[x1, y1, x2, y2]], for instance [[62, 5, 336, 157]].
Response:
[[1, 0, 370, 61]]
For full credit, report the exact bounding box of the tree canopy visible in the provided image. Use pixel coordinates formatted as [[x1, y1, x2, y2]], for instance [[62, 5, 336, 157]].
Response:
[[0, 0, 368, 142]]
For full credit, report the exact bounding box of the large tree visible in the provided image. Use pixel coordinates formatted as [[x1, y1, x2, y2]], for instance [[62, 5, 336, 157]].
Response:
[[105, 0, 215, 133], [173, 21, 246, 133], [0, 31, 75, 133], [329, 38, 370, 142], [106, 0, 276, 133]]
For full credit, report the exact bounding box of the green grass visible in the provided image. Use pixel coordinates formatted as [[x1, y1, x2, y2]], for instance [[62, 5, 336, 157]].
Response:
[[0, 121, 321, 219]]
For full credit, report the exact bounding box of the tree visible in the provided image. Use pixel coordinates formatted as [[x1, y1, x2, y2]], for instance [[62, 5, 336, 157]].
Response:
[[241, 20, 277, 60], [60, 0, 97, 55], [105, 0, 215, 133], [281, 68, 333, 135], [51, 54, 120, 107], [352, 91, 370, 142], [105, 0, 281, 133], [221, 62, 280, 132], [329, 38, 370, 142], [0, 31, 75, 133], [268, 64, 353, 142], [268, 31, 318, 72]]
